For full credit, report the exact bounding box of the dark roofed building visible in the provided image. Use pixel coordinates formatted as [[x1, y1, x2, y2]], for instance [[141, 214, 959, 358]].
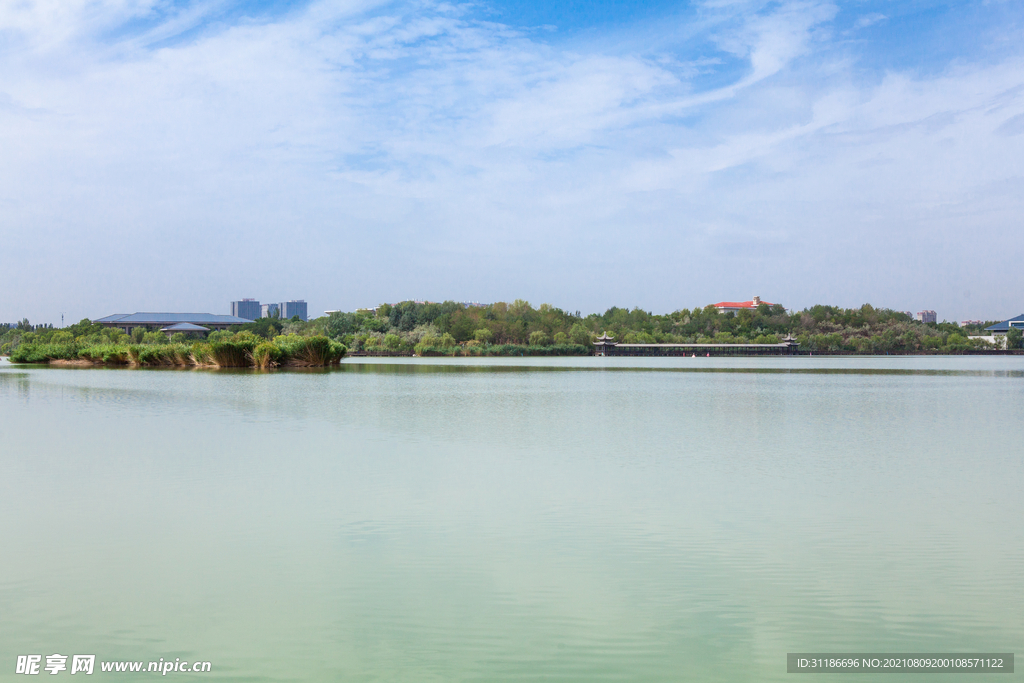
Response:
[[94, 313, 251, 334], [984, 315, 1024, 335]]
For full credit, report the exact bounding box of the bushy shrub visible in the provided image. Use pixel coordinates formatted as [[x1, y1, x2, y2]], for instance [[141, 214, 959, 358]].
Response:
[[206, 330, 234, 343], [9, 343, 79, 363]]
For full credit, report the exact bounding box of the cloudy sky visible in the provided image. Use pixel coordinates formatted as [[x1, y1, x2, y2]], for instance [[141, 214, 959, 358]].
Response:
[[1, 0, 1022, 324]]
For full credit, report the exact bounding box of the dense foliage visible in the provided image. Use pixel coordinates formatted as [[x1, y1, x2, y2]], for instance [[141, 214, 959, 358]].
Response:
[[1, 302, 1014, 362], [5, 322, 345, 367], [313, 301, 1007, 355]]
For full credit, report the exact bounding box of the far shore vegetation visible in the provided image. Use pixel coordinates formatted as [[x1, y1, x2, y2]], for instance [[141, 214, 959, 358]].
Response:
[[2, 301, 1020, 366]]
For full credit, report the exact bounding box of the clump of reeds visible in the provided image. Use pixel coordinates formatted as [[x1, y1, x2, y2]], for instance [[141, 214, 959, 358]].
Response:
[[249, 342, 283, 369], [77, 345, 123, 364], [189, 341, 249, 367], [10, 334, 346, 368], [210, 341, 253, 367], [275, 335, 346, 366], [163, 344, 192, 366], [189, 342, 214, 366]]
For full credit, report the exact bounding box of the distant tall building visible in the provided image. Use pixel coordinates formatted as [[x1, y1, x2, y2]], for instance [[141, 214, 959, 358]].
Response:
[[916, 310, 937, 324], [279, 300, 308, 321], [261, 303, 279, 319], [230, 299, 261, 321]]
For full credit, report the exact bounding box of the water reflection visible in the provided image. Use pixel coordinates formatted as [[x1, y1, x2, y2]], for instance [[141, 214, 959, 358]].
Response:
[[0, 359, 1021, 682]]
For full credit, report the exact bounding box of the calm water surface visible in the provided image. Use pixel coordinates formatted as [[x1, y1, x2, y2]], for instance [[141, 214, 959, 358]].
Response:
[[1, 356, 1022, 681]]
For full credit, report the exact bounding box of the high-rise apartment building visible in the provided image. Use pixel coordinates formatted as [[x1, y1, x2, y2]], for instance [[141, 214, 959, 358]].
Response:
[[230, 298, 261, 321], [916, 310, 937, 324], [279, 300, 308, 321], [229, 298, 306, 320]]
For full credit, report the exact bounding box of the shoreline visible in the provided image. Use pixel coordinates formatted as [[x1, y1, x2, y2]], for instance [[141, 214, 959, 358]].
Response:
[[0, 348, 1020, 370]]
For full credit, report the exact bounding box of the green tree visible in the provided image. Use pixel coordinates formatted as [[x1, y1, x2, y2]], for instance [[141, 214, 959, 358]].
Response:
[[944, 333, 969, 351], [529, 330, 549, 346], [1006, 328, 1022, 350], [473, 328, 493, 343], [510, 299, 532, 316], [131, 327, 146, 343], [569, 323, 592, 346], [66, 319, 104, 337]]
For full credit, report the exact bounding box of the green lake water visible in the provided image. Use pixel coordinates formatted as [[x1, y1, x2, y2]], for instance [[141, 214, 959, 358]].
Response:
[[1, 356, 1022, 681]]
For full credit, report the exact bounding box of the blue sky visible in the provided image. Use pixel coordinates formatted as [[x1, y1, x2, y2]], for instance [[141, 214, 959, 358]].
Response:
[[1, 0, 1022, 324]]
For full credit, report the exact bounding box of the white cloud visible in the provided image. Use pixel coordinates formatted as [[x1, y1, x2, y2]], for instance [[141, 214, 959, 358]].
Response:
[[0, 0, 1023, 322], [709, 0, 837, 82], [854, 13, 886, 29]]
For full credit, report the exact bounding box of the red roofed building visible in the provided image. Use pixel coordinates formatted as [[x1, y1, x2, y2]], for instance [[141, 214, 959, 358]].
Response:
[[712, 296, 776, 314]]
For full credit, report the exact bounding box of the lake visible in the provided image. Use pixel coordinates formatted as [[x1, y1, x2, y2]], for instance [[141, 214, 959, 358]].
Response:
[[1, 356, 1022, 681]]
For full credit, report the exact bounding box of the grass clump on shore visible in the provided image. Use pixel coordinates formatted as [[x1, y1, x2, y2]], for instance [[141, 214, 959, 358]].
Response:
[[9, 333, 346, 368], [77, 344, 132, 364], [249, 342, 284, 369], [8, 343, 79, 364]]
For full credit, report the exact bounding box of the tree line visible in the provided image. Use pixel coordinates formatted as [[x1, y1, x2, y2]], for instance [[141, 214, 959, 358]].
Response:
[[2, 302, 1019, 357]]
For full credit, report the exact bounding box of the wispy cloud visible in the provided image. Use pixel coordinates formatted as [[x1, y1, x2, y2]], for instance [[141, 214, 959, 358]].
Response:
[[0, 0, 1023, 321]]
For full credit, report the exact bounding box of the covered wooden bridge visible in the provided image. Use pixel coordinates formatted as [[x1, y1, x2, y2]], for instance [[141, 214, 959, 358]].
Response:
[[593, 334, 799, 357]]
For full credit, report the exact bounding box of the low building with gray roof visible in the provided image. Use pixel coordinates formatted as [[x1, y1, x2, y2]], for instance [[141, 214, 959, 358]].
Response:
[[93, 313, 251, 334]]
